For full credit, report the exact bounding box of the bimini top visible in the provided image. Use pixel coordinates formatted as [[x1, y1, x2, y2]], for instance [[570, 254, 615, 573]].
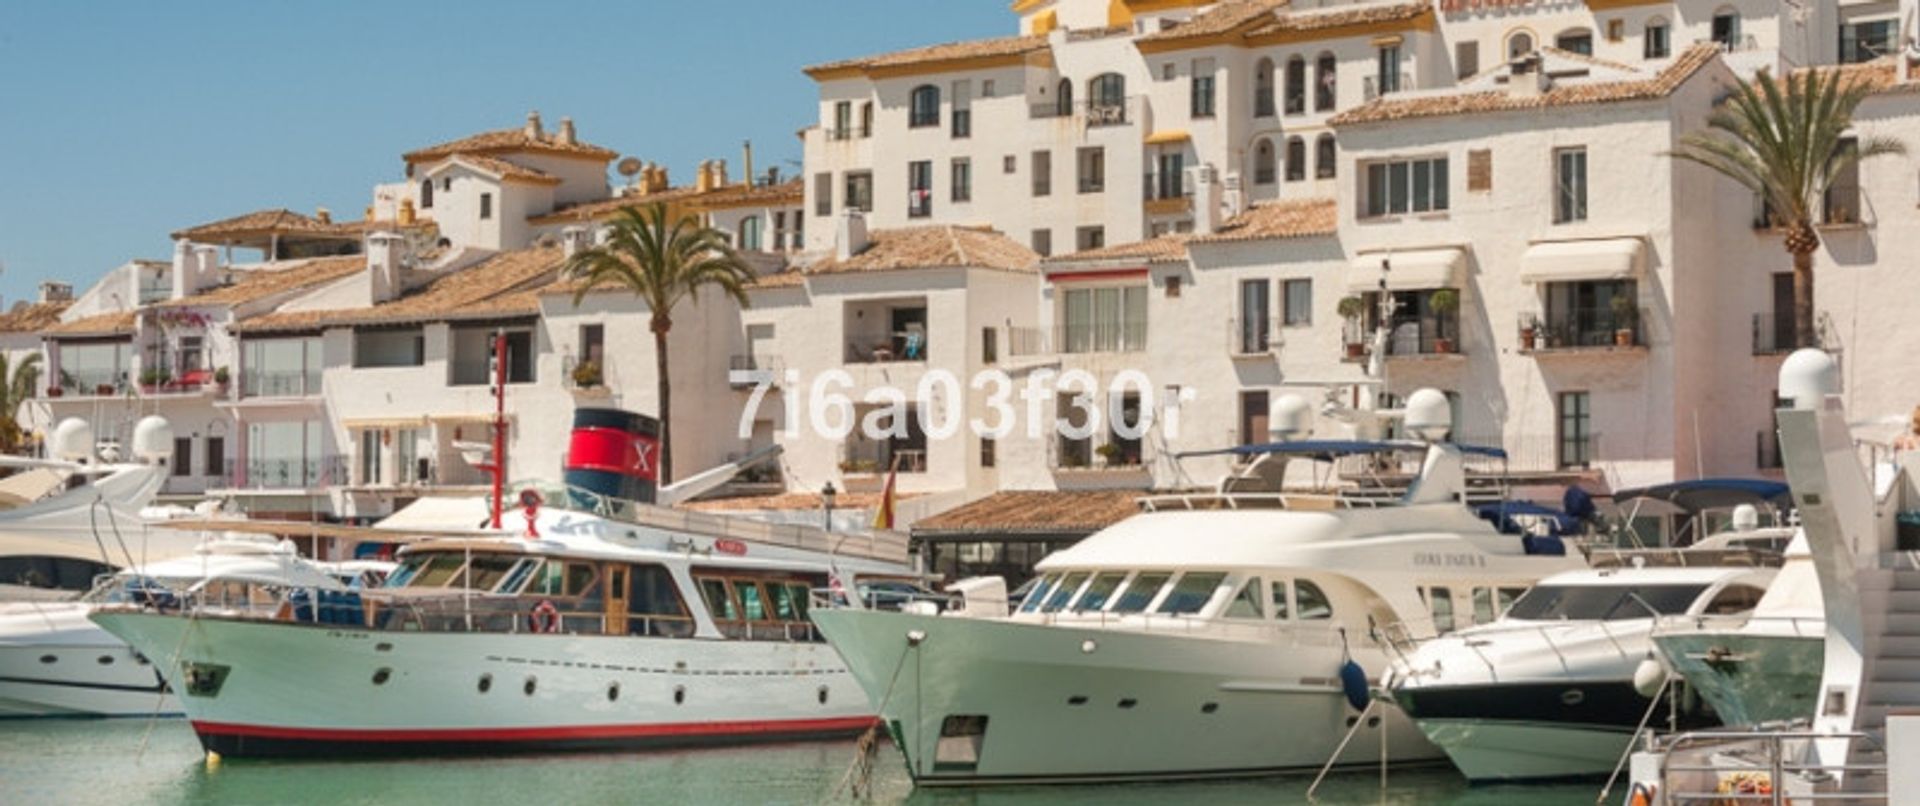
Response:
[[1179, 439, 1508, 461], [1612, 478, 1790, 512], [1475, 500, 1576, 536]]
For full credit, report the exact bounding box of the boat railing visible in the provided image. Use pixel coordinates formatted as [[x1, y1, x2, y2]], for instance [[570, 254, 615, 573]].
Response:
[[1587, 547, 1784, 569], [1136, 491, 1398, 513], [1020, 611, 1355, 646], [1655, 729, 1887, 803], [518, 480, 911, 565], [1652, 613, 1824, 638]]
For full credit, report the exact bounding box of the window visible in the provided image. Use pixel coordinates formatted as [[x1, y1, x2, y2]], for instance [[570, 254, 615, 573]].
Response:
[[1190, 58, 1216, 117], [450, 327, 534, 385], [1161, 62, 1176, 81], [907, 161, 932, 218], [353, 329, 425, 368], [579, 323, 604, 369], [909, 84, 940, 128], [981, 327, 997, 365], [1555, 147, 1588, 224], [1363, 156, 1449, 218], [172, 437, 192, 477], [1607, 19, 1625, 42], [1375, 45, 1402, 95], [981, 79, 995, 97], [951, 158, 971, 203], [1645, 19, 1670, 59], [1224, 578, 1264, 619], [1030, 229, 1052, 257], [1153, 151, 1184, 199], [1240, 390, 1269, 446], [1055, 77, 1073, 117], [1315, 134, 1336, 179], [1506, 584, 1708, 621], [1155, 573, 1224, 615], [1270, 580, 1291, 620], [359, 428, 384, 486], [205, 436, 224, 478], [860, 101, 873, 137], [1315, 53, 1337, 111], [773, 211, 787, 250], [1826, 137, 1861, 225], [1041, 572, 1088, 612], [1285, 137, 1306, 182], [1077, 147, 1105, 193], [1254, 58, 1276, 117], [1075, 573, 1127, 613], [1283, 279, 1312, 326], [1110, 572, 1170, 614], [844, 171, 873, 212], [814, 173, 832, 217], [1555, 29, 1593, 55], [1712, 11, 1741, 50], [1032, 150, 1051, 197], [1508, 31, 1534, 59], [832, 100, 852, 139], [1075, 226, 1105, 252], [1003, 154, 1017, 174], [980, 436, 996, 468], [1456, 41, 1480, 79], [1284, 56, 1306, 115], [1060, 285, 1146, 353], [737, 216, 762, 251], [1473, 587, 1497, 624], [1295, 579, 1332, 619], [951, 80, 972, 138], [1841, 19, 1896, 64], [629, 565, 688, 620], [419, 179, 433, 209], [1557, 390, 1592, 469], [1428, 586, 1456, 633], [1254, 139, 1277, 185], [1165, 276, 1181, 298], [1087, 73, 1126, 117], [177, 335, 204, 373], [1238, 280, 1271, 353], [478, 193, 492, 220]]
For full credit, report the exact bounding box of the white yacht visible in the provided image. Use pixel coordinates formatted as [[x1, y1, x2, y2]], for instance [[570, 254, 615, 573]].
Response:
[[0, 537, 390, 718], [90, 407, 918, 758], [811, 391, 1588, 786]]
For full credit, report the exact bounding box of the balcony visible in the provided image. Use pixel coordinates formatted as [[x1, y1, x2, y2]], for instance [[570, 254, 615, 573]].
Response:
[[1517, 308, 1646, 354], [1048, 434, 1149, 478], [53, 369, 127, 399], [241, 368, 322, 399], [1228, 317, 1282, 357], [844, 300, 928, 364], [564, 355, 613, 397], [727, 354, 781, 389], [1031, 96, 1137, 128], [824, 125, 871, 142], [1142, 172, 1190, 215], [1752, 311, 1838, 355], [237, 455, 349, 491], [1381, 317, 1463, 360], [839, 440, 927, 477], [1433, 432, 1607, 475], [1362, 72, 1412, 101]]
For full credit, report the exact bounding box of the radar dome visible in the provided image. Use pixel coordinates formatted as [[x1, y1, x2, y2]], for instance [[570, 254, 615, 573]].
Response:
[[1778, 349, 1839, 410], [1403, 388, 1452, 442], [49, 418, 93, 461], [131, 416, 175, 463], [1267, 395, 1314, 442], [1731, 503, 1760, 533]]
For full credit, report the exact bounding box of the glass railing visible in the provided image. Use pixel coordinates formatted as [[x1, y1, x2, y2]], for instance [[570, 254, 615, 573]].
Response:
[[241, 368, 320, 398]]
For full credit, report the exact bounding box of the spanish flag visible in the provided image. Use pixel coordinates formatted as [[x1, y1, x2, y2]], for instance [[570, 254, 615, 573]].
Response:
[[871, 462, 898, 530]]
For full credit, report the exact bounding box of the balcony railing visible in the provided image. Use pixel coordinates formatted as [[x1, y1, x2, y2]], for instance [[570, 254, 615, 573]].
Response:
[[1229, 317, 1282, 356], [241, 368, 321, 398], [824, 125, 870, 142], [1048, 434, 1146, 472], [728, 354, 781, 388], [839, 441, 927, 475], [1142, 172, 1187, 202], [1362, 72, 1412, 101], [239, 455, 348, 490], [1382, 317, 1461, 357], [1058, 321, 1147, 355], [1030, 96, 1136, 127], [1517, 308, 1646, 352], [1440, 432, 1606, 474], [1752, 311, 1838, 355], [845, 333, 928, 364], [56, 370, 127, 398], [1823, 185, 1863, 226]]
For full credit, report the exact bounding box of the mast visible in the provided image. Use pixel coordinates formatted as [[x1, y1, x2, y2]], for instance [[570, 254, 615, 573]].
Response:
[[489, 328, 507, 529]]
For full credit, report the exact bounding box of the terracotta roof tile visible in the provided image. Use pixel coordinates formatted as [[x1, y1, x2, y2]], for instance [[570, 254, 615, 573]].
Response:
[[807, 226, 1039, 276], [745, 270, 808, 290], [1192, 197, 1338, 243], [431, 154, 562, 186], [403, 123, 618, 164], [0, 300, 72, 334], [912, 490, 1143, 536], [151, 256, 366, 310], [805, 34, 1049, 77], [1136, 0, 1287, 45], [527, 179, 801, 226], [235, 246, 564, 333], [46, 310, 136, 337], [1241, 1, 1429, 37], [1043, 233, 1191, 265], [171, 209, 362, 242], [1331, 43, 1722, 125], [1792, 57, 1920, 96]]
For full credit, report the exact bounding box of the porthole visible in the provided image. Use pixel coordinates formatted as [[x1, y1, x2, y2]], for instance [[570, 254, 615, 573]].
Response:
[[607, 683, 620, 702], [38, 654, 55, 665], [1201, 702, 1219, 714], [1345, 715, 1359, 728], [673, 685, 686, 705], [1561, 689, 1585, 706], [372, 667, 391, 685], [1365, 715, 1381, 728], [1067, 695, 1088, 706], [375, 642, 393, 653], [524, 676, 538, 696], [98, 655, 115, 665], [478, 674, 493, 693], [818, 685, 830, 705], [1117, 698, 1138, 709]]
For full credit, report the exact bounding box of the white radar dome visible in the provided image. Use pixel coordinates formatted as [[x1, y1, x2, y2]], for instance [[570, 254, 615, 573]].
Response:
[[1731, 503, 1760, 533], [131, 416, 175, 464], [1778, 349, 1839, 410], [49, 418, 93, 462], [1403, 388, 1453, 442], [1267, 395, 1314, 442]]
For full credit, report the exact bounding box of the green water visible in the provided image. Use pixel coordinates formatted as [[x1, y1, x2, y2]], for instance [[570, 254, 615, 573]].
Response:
[[0, 720, 1608, 805]]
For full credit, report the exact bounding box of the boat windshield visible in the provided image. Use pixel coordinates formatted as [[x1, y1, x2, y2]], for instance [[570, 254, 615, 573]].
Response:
[[1504, 583, 1708, 621]]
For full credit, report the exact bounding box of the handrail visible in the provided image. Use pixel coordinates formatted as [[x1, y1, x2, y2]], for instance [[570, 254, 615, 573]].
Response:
[[1655, 729, 1889, 805], [1137, 492, 1398, 512]]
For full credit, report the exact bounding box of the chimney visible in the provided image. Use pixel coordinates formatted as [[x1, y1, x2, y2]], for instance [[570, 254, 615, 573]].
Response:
[[713, 159, 729, 188], [652, 164, 670, 193], [38, 281, 72, 304], [557, 117, 576, 146], [1222, 171, 1245, 220], [315, 206, 332, 225], [561, 225, 590, 258], [398, 197, 417, 226], [168, 239, 194, 300], [1508, 54, 1550, 97], [525, 110, 544, 140], [836, 210, 870, 261], [195, 246, 219, 287], [1190, 164, 1223, 235], [366, 231, 405, 303], [741, 141, 754, 189], [695, 161, 714, 193]]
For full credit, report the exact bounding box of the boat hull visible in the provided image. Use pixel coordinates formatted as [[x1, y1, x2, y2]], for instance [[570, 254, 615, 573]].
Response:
[[1394, 680, 1716, 781], [1651, 632, 1823, 727], [1410, 718, 1634, 782], [90, 610, 873, 758], [0, 604, 175, 717], [812, 609, 1441, 786]]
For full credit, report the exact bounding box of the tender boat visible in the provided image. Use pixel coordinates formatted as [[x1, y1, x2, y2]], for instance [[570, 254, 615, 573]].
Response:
[[90, 407, 916, 758], [810, 390, 1589, 786]]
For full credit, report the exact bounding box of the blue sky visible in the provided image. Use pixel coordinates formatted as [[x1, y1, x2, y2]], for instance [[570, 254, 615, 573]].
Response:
[[0, 1, 1007, 306]]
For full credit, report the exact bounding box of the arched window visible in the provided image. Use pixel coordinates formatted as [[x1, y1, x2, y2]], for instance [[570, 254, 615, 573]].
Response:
[[738, 216, 762, 251], [909, 85, 940, 128], [1285, 136, 1306, 182], [1507, 31, 1535, 60], [1254, 58, 1276, 117], [1254, 139, 1277, 185], [419, 179, 433, 210], [1315, 53, 1337, 112], [1056, 77, 1073, 116], [1315, 134, 1336, 179], [1088, 73, 1126, 110], [1555, 27, 1593, 55], [1711, 8, 1741, 50], [1284, 56, 1306, 115]]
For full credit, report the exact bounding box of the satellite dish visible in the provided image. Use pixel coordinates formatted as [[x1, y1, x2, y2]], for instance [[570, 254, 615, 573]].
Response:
[[616, 157, 643, 178]]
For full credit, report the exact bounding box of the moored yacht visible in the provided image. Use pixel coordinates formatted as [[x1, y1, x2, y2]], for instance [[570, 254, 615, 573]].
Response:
[[91, 407, 917, 758], [811, 390, 1589, 786]]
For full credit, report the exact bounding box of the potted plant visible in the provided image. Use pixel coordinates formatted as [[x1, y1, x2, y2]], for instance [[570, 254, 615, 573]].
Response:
[[1338, 296, 1367, 359], [139, 367, 171, 391], [1611, 295, 1637, 347], [571, 359, 603, 389], [1428, 289, 1459, 353], [1519, 313, 1539, 351], [212, 366, 230, 389], [1096, 442, 1123, 467]]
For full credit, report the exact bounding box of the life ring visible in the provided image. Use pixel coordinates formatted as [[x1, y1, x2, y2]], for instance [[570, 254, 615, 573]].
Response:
[[529, 600, 561, 634]]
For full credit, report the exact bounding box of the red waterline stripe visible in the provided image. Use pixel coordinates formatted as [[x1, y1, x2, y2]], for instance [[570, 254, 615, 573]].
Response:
[[190, 716, 877, 743]]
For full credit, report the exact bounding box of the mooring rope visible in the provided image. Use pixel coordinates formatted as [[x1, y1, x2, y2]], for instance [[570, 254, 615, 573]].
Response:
[[832, 641, 914, 801]]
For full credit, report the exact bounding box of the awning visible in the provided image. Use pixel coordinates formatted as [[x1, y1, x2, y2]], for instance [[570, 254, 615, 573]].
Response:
[[375, 496, 491, 531], [1520, 238, 1644, 283], [1345, 248, 1466, 293], [429, 413, 514, 426], [343, 416, 428, 431], [1143, 129, 1191, 145]]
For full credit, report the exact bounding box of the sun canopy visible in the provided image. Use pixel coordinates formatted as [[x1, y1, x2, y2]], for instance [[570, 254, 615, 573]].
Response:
[[1179, 439, 1507, 461], [1519, 238, 1644, 283], [1475, 500, 1576, 536], [1612, 478, 1791, 512], [1346, 248, 1466, 293]]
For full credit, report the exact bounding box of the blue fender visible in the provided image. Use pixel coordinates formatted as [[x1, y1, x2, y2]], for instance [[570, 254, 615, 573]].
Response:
[[1339, 659, 1370, 711]]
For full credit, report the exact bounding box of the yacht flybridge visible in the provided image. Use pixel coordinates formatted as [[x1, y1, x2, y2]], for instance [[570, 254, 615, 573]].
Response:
[[90, 407, 916, 758], [811, 389, 1588, 785]]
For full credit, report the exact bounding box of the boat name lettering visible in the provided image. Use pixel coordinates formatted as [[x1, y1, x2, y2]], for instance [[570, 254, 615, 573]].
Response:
[[713, 539, 748, 557], [1411, 552, 1485, 568]]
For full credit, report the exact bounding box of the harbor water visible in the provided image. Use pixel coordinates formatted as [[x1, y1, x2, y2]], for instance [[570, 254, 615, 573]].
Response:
[[1, 721, 1607, 805]]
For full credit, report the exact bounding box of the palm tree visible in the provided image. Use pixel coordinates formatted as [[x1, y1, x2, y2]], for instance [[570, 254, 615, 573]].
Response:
[[564, 202, 754, 485], [0, 352, 42, 455], [1669, 68, 1904, 348]]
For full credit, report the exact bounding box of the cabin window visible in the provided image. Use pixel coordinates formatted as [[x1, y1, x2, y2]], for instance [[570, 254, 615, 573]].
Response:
[[412, 554, 466, 588], [1156, 572, 1224, 615], [459, 555, 520, 591], [1704, 584, 1765, 615], [563, 563, 599, 597], [1472, 587, 1496, 624], [1426, 586, 1456, 632], [498, 558, 541, 594], [1505, 584, 1708, 621], [738, 581, 769, 621], [1296, 580, 1333, 620], [1073, 572, 1127, 613], [1019, 574, 1057, 613], [630, 564, 687, 617], [1224, 577, 1263, 619], [1270, 580, 1291, 620], [699, 578, 738, 621], [1110, 572, 1170, 614], [1041, 572, 1089, 613], [768, 581, 802, 621]]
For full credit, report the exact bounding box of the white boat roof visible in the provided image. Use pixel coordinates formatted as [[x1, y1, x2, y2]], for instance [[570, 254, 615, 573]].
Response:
[[1535, 566, 1765, 587], [1035, 503, 1513, 572]]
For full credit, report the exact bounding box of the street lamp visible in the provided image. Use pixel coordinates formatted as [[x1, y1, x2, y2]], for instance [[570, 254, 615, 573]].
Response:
[[821, 482, 838, 532]]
